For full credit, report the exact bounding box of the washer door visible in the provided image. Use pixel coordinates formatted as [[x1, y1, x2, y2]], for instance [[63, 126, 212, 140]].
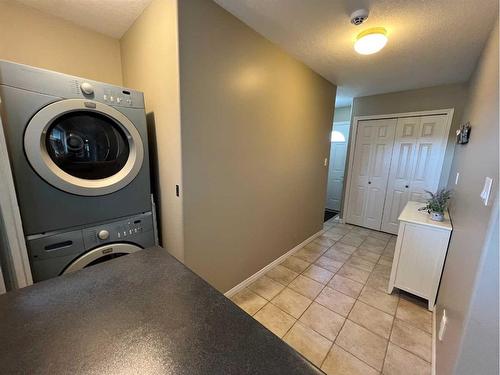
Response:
[[24, 99, 144, 196], [62, 243, 142, 275]]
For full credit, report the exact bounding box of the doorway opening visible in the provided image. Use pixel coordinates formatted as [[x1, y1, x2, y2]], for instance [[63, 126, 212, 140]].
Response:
[[325, 102, 352, 222]]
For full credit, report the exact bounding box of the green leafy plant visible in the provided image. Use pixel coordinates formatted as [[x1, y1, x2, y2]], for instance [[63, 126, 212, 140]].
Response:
[[419, 189, 452, 213]]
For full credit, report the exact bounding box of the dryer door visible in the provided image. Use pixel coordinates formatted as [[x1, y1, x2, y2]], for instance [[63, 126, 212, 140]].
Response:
[[62, 243, 142, 275], [24, 99, 144, 196]]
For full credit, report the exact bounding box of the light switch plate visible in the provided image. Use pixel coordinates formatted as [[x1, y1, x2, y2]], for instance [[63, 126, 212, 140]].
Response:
[[480, 177, 493, 206]]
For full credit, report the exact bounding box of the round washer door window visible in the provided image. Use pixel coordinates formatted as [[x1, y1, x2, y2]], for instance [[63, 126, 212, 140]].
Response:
[[24, 99, 144, 196]]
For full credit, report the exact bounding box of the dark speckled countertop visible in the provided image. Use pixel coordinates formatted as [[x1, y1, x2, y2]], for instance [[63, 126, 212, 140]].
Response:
[[0, 246, 322, 374]]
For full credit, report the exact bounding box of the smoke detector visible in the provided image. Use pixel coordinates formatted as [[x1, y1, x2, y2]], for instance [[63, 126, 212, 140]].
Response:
[[350, 9, 369, 25]]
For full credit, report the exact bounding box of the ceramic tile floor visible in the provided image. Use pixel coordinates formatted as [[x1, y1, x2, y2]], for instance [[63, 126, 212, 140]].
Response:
[[230, 217, 433, 375]]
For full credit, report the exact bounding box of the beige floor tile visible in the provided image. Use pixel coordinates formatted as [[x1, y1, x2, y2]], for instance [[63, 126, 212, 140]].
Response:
[[336, 320, 388, 371], [350, 226, 372, 236], [253, 303, 296, 338], [271, 287, 312, 318], [266, 265, 299, 285], [363, 236, 389, 247], [396, 298, 432, 333], [369, 231, 393, 241], [328, 275, 364, 298], [377, 257, 393, 267], [283, 322, 332, 367], [299, 302, 345, 341], [315, 256, 344, 273], [322, 345, 379, 375], [295, 244, 325, 263], [323, 231, 344, 241], [373, 263, 392, 277], [327, 226, 351, 236], [330, 242, 357, 255], [390, 318, 432, 362], [383, 343, 431, 375], [346, 256, 376, 272], [323, 248, 351, 262], [359, 287, 399, 315], [230, 288, 267, 316], [340, 233, 365, 247], [315, 286, 356, 317], [302, 264, 334, 284], [365, 273, 390, 293], [314, 235, 337, 247], [289, 275, 324, 299], [248, 276, 285, 300], [348, 301, 394, 339], [281, 256, 310, 273], [353, 248, 381, 263], [337, 264, 371, 284]]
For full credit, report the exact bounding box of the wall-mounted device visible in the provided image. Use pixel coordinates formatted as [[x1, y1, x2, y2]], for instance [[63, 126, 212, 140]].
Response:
[[456, 122, 471, 144]]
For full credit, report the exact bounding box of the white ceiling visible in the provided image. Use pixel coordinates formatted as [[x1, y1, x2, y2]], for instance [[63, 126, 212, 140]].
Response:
[[16, 0, 152, 39], [214, 0, 498, 107]]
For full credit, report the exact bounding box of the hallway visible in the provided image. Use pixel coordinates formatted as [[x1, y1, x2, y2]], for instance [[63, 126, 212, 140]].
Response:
[[231, 218, 432, 374]]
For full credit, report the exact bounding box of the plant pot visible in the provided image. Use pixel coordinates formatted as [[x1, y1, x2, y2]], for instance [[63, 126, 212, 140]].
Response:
[[430, 211, 444, 222]]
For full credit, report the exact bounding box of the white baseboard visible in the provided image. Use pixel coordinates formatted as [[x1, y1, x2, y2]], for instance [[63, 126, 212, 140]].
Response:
[[224, 228, 325, 297], [432, 308, 436, 375]]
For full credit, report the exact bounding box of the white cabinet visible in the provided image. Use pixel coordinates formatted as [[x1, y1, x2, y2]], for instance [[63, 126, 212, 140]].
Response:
[[345, 118, 396, 230], [388, 201, 452, 310]]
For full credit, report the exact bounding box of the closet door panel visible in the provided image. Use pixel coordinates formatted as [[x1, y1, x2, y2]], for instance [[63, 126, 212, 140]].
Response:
[[409, 115, 448, 202], [346, 124, 373, 226], [381, 117, 420, 233], [364, 119, 396, 230]]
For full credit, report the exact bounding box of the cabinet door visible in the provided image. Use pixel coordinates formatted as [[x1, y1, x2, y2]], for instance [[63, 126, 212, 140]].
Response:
[[395, 223, 449, 299], [409, 115, 448, 202], [346, 119, 396, 229], [381, 117, 420, 234]]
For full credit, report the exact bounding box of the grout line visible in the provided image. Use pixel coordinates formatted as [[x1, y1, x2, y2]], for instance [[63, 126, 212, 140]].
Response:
[[381, 295, 400, 372]]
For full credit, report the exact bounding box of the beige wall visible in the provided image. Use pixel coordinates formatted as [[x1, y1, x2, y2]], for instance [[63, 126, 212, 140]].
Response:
[[0, 1, 122, 84], [178, 0, 336, 292], [436, 19, 499, 375], [333, 106, 351, 123], [120, 0, 184, 261], [351, 83, 469, 187]]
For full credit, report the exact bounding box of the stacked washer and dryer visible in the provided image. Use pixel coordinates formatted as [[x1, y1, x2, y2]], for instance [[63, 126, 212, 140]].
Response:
[[0, 61, 156, 282]]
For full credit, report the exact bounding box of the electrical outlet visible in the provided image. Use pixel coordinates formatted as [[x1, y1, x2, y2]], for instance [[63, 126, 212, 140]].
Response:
[[438, 309, 448, 341]]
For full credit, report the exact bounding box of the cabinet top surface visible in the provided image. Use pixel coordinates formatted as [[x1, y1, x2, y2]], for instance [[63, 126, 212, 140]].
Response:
[[399, 201, 452, 231]]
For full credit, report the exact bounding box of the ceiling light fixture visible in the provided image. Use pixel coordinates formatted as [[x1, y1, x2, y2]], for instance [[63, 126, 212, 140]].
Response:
[[354, 27, 388, 55]]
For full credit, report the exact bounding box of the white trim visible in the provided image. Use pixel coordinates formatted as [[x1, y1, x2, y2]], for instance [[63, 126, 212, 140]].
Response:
[[0, 106, 33, 289], [432, 308, 437, 375], [342, 108, 454, 224], [224, 229, 325, 297]]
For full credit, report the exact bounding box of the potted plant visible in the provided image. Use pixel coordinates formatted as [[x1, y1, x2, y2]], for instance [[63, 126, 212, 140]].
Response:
[[418, 189, 452, 222]]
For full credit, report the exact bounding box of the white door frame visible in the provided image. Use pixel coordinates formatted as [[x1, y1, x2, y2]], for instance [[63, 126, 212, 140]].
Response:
[[0, 108, 33, 290], [342, 108, 454, 224]]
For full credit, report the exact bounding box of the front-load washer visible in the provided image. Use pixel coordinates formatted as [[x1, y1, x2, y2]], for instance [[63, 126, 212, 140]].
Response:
[[26, 212, 156, 282], [0, 60, 152, 235]]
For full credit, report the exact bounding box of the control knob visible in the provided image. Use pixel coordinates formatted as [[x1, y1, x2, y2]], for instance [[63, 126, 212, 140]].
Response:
[[80, 82, 94, 95], [98, 229, 109, 240]]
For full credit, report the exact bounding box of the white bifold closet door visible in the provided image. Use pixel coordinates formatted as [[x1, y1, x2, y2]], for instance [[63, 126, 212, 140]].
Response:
[[346, 118, 396, 230], [381, 115, 448, 234]]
